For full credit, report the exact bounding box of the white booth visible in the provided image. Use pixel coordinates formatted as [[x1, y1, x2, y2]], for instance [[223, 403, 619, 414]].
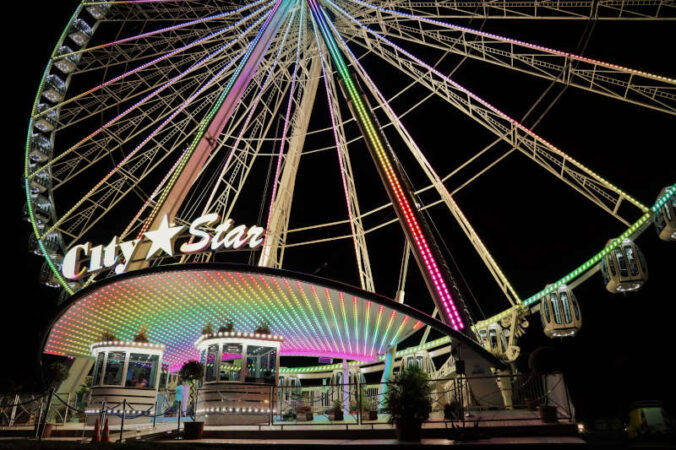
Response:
[[194, 331, 283, 425], [85, 340, 165, 424]]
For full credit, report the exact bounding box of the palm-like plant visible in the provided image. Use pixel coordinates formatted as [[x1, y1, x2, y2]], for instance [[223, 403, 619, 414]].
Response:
[[382, 366, 432, 424], [178, 360, 204, 421]]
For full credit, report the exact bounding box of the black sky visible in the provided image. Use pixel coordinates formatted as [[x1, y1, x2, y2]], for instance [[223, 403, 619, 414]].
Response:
[[4, 1, 676, 424]]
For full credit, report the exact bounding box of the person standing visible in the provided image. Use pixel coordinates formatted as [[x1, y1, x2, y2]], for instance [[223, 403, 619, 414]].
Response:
[[173, 381, 184, 413]]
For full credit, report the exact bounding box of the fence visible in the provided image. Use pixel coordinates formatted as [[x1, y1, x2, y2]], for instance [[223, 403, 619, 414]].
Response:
[[271, 372, 573, 427], [0, 372, 574, 435]]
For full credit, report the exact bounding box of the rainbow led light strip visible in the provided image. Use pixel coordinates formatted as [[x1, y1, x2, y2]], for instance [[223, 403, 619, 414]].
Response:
[[44, 267, 425, 368], [143, 0, 292, 232], [307, 0, 464, 330]]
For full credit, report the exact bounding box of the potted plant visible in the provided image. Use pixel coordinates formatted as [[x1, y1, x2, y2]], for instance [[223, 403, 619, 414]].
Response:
[[297, 405, 313, 421], [444, 401, 461, 421], [255, 319, 271, 335], [329, 400, 343, 421], [40, 361, 69, 437], [201, 322, 214, 335], [133, 324, 149, 342], [100, 330, 117, 342], [218, 320, 234, 333], [528, 347, 560, 423], [382, 366, 432, 442], [178, 360, 205, 439], [281, 408, 296, 421]]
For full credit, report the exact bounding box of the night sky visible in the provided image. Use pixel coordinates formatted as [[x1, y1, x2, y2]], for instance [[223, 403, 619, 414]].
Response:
[[5, 1, 676, 426]]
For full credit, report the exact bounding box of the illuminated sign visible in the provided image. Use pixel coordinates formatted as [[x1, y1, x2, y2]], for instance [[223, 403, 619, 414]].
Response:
[[62, 213, 265, 280]]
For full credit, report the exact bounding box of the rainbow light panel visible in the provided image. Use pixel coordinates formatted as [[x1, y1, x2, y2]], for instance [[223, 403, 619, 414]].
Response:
[[307, 0, 464, 330], [44, 268, 427, 369]]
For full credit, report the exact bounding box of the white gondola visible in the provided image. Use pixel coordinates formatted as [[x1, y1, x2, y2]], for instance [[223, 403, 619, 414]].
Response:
[[29, 132, 52, 162], [601, 238, 648, 293], [42, 74, 66, 103], [400, 351, 437, 377], [53, 46, 80, 74], [24, 197, 51, 225], [29, 231, 62, 257], [654, 187, 676, 241], [39, 256, 63, 288], [29, 170, 50, 194], [540, 284, 582, 338], [86, 2, 112, 19], [34, 104, 57, 133], [328, 368, 365, 405], [277, 373, 301, 413], [478, 324, 508, 356], [69, 18, 93, 46]]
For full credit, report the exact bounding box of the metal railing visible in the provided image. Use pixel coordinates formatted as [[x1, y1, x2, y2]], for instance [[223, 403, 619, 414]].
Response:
[[0, 371, 574, 434]]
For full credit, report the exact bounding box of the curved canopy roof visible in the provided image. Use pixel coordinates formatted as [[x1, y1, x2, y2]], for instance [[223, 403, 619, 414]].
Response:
[[44, 264, 501, 370]]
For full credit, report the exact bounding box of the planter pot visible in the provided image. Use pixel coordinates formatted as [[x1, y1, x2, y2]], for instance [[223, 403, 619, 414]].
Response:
[[183, 421, 204, 440], [40, 423, 55, 438], [330, 411, 343, 421], [537, 405, 558, 424], [525, 398, 539, 411], [368, 411, 378, 421], [395, 419, 422, 442], [306, 412, 313, 421]]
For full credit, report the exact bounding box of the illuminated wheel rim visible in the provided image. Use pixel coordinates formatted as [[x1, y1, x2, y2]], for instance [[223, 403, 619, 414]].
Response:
[[23, 0, 676, 340]]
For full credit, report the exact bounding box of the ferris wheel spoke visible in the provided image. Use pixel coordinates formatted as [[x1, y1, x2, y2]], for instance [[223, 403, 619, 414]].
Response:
[[178, 12, 301, 229], [31, 20, 262, 187], [367, 0, 676, 20], [58, 90, 223, 243], [136, 0, 295, 242], [41, 42, 252, 242], [262, 56, 323, 267], [332, 25, 520, 307], [341, 0, 676, 115], [34, 4, 270, 128], [311, 14, 375, 293], [66, 1, 273, 74], [329, 3, 649, 226], [51, 63, 230, 188]]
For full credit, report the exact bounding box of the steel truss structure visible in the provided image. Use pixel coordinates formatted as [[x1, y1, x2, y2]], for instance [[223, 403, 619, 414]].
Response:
[[24, 0, 675, 358]]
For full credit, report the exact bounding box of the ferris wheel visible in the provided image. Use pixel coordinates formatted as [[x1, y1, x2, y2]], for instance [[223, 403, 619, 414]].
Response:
[[24, 0, 676, 360]]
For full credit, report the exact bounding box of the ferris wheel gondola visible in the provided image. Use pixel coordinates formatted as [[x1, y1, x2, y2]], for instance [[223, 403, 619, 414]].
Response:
[[601, 239, 649, 294]]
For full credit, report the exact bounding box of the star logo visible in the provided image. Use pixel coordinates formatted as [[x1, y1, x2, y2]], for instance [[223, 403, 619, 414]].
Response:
[[143, 214, 185, 260]]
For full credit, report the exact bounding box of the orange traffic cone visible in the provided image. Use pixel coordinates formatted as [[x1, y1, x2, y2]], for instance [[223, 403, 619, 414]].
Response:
[[101, 417, 110, 443], [91, 417, 100, 443]]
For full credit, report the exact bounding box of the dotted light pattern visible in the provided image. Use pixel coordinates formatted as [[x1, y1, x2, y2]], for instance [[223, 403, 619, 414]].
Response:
[[44, 268, 424, 369], [143, 0, 291, 231], [279, 335, 452, 374], [308, 0, 464, 330]]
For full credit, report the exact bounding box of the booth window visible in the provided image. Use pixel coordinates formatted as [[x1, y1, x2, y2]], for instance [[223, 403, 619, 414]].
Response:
[[220, 344, 243, 381], [246, 346, 276, 383], [126, 353, 159, 388], [103, 351, 125, 386], [92, 353, 105, 386], [205, 345, 218, 382]]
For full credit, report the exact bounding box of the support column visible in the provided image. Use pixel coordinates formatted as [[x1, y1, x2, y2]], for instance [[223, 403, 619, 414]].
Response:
[[379, 290, 404, 408], [129, 0, 294, 268], [259, 55, 322, 267], [307, 0, 468, 331], [342, 360, 350, 417]]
